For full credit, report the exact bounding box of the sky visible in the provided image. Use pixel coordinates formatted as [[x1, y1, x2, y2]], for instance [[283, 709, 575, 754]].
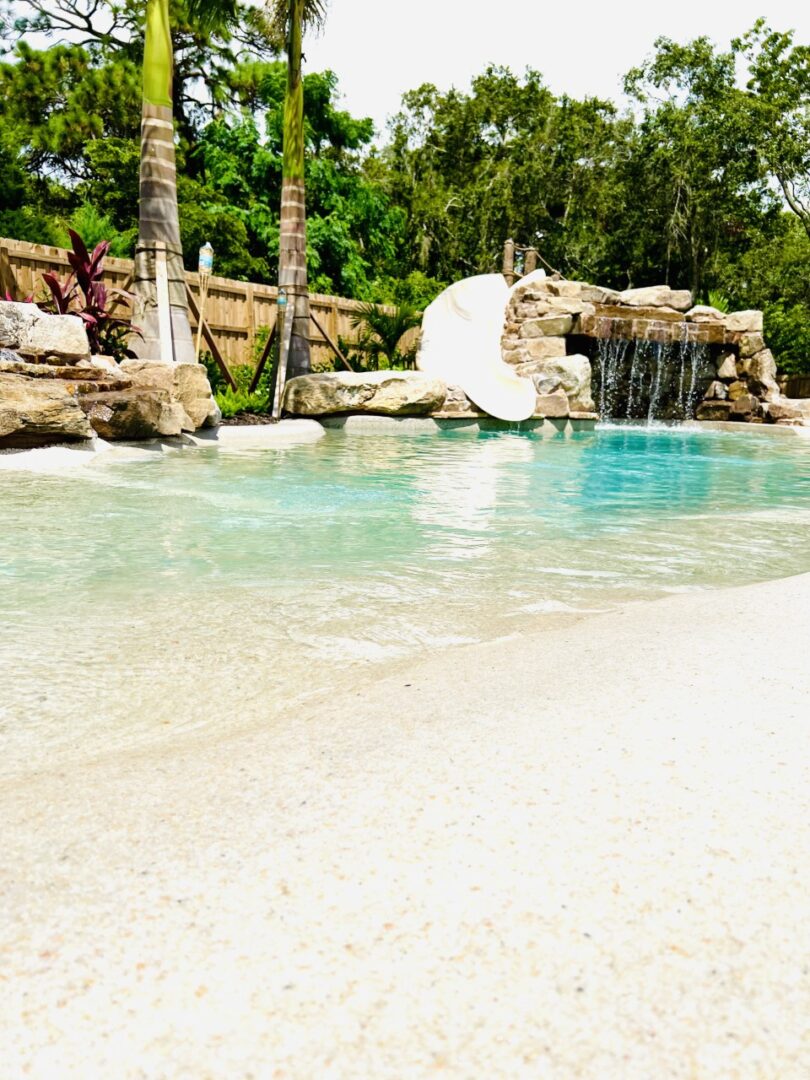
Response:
[[304, 0, 810, 136]]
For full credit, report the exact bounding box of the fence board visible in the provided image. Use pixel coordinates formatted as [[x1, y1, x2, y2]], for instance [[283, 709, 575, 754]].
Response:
[[0, 236, 385, 370]]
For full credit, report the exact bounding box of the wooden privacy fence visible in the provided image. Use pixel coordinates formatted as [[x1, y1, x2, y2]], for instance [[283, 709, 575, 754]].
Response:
[[0, 236, 383, 371], [780, 375, 810, 399]]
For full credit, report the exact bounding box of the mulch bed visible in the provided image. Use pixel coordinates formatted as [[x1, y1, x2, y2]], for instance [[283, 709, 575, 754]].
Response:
[[219, 413, 278, 426]]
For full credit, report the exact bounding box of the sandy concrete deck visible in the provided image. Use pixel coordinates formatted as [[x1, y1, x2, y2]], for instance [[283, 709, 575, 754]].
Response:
[[2, 573, 809, 1077], [0, 419, 325, 471]]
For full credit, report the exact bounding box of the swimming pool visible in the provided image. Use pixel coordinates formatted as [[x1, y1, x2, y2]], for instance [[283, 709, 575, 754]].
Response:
[[2, 426, 809, 776]]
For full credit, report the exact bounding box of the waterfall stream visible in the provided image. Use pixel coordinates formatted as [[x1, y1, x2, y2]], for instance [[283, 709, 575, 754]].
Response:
[[595, 335, 711, 422]]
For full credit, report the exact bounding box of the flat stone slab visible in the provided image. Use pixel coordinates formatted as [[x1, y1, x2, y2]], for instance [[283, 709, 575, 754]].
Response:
[[284, 371, 447, 416], [0, 371, 93, 448]]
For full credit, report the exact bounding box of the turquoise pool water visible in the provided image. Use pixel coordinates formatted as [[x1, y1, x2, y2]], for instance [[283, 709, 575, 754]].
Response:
[[2, 426, 809, 774]]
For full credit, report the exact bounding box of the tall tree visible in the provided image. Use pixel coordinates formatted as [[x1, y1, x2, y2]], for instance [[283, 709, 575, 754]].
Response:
[[735, 21, 810, 241], [135, 0, 237, 362], [267, 0, 326, 378]]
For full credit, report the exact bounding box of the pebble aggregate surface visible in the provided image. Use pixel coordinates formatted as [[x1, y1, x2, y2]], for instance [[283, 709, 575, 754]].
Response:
[[2, 574, 809, 1078]]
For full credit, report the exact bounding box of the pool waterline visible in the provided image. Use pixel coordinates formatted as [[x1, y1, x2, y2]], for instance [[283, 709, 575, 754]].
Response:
[[2, 424, 809, 777]]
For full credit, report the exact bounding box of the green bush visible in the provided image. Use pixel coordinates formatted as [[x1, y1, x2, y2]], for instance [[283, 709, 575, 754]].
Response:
[[764, 304, 810, 375], [215, 385, 271, 418]]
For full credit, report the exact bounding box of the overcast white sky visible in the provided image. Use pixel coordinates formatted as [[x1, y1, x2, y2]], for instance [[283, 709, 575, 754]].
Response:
[[304, 0, 810, 135]]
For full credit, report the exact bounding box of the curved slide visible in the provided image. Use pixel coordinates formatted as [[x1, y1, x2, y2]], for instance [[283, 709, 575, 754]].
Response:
[[417, 273, 539, 422]]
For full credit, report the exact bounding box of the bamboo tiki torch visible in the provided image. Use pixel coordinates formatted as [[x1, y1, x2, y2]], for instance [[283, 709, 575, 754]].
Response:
[[195, 242, 214, 362]]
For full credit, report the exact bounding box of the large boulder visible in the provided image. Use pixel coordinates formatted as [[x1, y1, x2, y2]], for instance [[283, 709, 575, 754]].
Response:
[[119, 360, 220, 430], [686, 305, 726, 323], [729, 393, 763, 421], [534, 389, 569, 417], [618, 286, 693, 312], [0, 372, 93, 448], [715, 352, 738, 381], [283, 371, 447, 416], [739, 332, 765, 358], [527, 354, 594, 412], [0, 302, 89, 360], [79, 389, 187, 439], [726, 310, 764, 334], [744, 349, 780, 401], [696, 400, 733, 421], [765, 398, 808, 424]]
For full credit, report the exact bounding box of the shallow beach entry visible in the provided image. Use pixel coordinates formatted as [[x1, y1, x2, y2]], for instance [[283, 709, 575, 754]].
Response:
[[2, 426, 810, 775]]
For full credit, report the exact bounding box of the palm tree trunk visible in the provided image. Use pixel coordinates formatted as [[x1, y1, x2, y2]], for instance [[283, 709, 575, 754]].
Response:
[[279, 0, 311, 379], [133, 0, 195, 364]]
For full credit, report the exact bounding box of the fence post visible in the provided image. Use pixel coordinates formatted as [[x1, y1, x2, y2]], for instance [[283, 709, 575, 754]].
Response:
[[503, 239, 516, 286]]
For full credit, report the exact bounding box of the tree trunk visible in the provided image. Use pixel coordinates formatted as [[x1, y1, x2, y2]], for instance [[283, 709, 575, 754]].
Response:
[[133, 0, 195, 364], [279, 0, 311, 379]]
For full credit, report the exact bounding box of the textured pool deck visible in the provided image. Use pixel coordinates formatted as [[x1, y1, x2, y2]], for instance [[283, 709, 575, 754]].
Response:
[[2, 573, 809, 1078]]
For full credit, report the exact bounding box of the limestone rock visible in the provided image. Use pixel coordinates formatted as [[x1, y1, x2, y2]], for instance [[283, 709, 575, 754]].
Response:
[[727, 381, 750, 402], [739, 332, 765, 358], [79, 389, 187, 439], [618, 286, 693, 312], [729, 394, 762, 421], [715, 352, 738, 381], [440, 385, 482, 414], [696, 400, 733, 421], [765, 398, 805, 423], [546, 298, 595, 317], [533, 389, 569, 418], [0, 303, 39, 349], [0, 302, 91, 360], [527, 354, 590, 395], [283, 371, 447, 417], [519, 314, 573, 338], [725, 310, 764, 334], [542, 280, 587, 299], [745, 349, 780, 401], [520, 337, 567, 362], [580, 285, 621, 305], [23, 313, 89, 360], [704, 380, 728, 400], [119, 360, 220, 430], [0, 358, 130, 390], [0, 372, 93, 447], [524, 354, 594, 412], [686, 305, 726, 323]]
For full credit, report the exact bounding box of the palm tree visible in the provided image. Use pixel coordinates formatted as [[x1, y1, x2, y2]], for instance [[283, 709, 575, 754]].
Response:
[[134, 0, 236, 364], [267, 0, 327, 379]]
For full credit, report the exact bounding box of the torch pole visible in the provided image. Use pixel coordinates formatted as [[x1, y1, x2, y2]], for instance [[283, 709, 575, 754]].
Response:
[[195, 242, 214, 363]]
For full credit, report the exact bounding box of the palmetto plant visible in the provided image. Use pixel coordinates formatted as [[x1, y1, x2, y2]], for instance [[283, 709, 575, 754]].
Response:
[[266, 0, 327, 379], [350, 302, 423, 370], [135, 0, 238, 363]]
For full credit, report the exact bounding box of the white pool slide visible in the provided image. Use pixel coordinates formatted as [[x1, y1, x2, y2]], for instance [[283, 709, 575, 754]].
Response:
[[417, 272, 541, 422]]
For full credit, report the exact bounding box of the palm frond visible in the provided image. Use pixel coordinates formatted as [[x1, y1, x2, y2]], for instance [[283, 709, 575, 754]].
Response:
[[265, 0, 328, 47], [185, 0, 239, 33], [351, 302, 422, 363]]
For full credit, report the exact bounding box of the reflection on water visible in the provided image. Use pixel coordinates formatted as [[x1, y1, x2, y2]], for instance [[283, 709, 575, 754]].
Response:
[[1, 427, 809, 775]]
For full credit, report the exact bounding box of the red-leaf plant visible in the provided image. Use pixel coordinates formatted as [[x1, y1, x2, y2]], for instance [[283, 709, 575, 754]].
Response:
[[40, 230, 139, 360]]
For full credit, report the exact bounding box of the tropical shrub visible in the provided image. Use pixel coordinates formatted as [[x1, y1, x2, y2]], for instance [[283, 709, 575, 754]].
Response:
[[40, 229, 137, 359], [350, 302, 422, 369]]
